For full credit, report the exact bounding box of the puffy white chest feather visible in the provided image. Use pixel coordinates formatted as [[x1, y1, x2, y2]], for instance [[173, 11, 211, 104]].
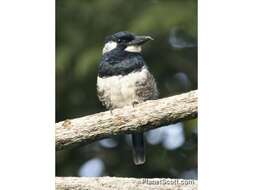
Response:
[[97, 67, 151, 109]]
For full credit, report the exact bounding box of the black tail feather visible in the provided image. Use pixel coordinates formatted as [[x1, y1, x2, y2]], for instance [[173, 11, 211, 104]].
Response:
[[132, 133, 145, 165]]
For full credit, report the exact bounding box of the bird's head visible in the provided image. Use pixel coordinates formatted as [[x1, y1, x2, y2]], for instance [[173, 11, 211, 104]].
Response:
[[102, 31, 153, 54]]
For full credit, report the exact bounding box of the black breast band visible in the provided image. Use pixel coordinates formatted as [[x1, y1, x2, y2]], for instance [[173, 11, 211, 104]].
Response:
[[98, 50, 145, 77]]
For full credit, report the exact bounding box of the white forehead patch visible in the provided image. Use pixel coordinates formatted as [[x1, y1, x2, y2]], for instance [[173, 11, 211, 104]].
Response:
[[102, 41, 117, 54], [125, 45, 142, 53]]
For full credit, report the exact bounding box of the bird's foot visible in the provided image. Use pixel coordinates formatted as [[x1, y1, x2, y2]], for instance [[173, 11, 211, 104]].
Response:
[[132, 101, 139, 108]]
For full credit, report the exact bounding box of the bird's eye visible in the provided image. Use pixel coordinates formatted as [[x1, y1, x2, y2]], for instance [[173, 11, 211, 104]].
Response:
[[117, 39, 122, 43]]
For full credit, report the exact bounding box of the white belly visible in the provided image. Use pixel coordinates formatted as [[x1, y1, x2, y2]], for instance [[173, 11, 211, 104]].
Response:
[[97, 67, 153, 109]]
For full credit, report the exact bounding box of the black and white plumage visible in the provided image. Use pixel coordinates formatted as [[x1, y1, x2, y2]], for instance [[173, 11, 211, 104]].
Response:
[[97, 31, 158, 165]]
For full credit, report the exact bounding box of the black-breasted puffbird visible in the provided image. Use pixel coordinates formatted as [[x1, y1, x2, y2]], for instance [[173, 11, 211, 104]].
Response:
[[97, 31, 158, 165]]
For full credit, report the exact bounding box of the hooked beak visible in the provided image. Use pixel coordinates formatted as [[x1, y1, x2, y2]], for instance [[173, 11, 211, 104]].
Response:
[[127, 35, 154, 46]]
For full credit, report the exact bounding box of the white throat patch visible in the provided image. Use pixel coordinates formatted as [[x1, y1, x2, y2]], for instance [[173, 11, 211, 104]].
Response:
[[102, 41, 117, 54], [125, 45, 142, 53]]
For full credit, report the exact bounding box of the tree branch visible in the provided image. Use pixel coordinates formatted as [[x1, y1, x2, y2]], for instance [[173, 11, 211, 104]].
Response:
[[56, 90, 197, 151], [56, 177, 197, 190]]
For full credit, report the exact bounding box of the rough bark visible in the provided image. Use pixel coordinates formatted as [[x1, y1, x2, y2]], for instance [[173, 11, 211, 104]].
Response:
[[56, 177, 197, 190], [56, 90, 197, 151]]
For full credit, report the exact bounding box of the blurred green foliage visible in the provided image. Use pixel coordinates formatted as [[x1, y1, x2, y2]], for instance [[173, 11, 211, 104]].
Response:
[[56, 0, 197, 178]]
